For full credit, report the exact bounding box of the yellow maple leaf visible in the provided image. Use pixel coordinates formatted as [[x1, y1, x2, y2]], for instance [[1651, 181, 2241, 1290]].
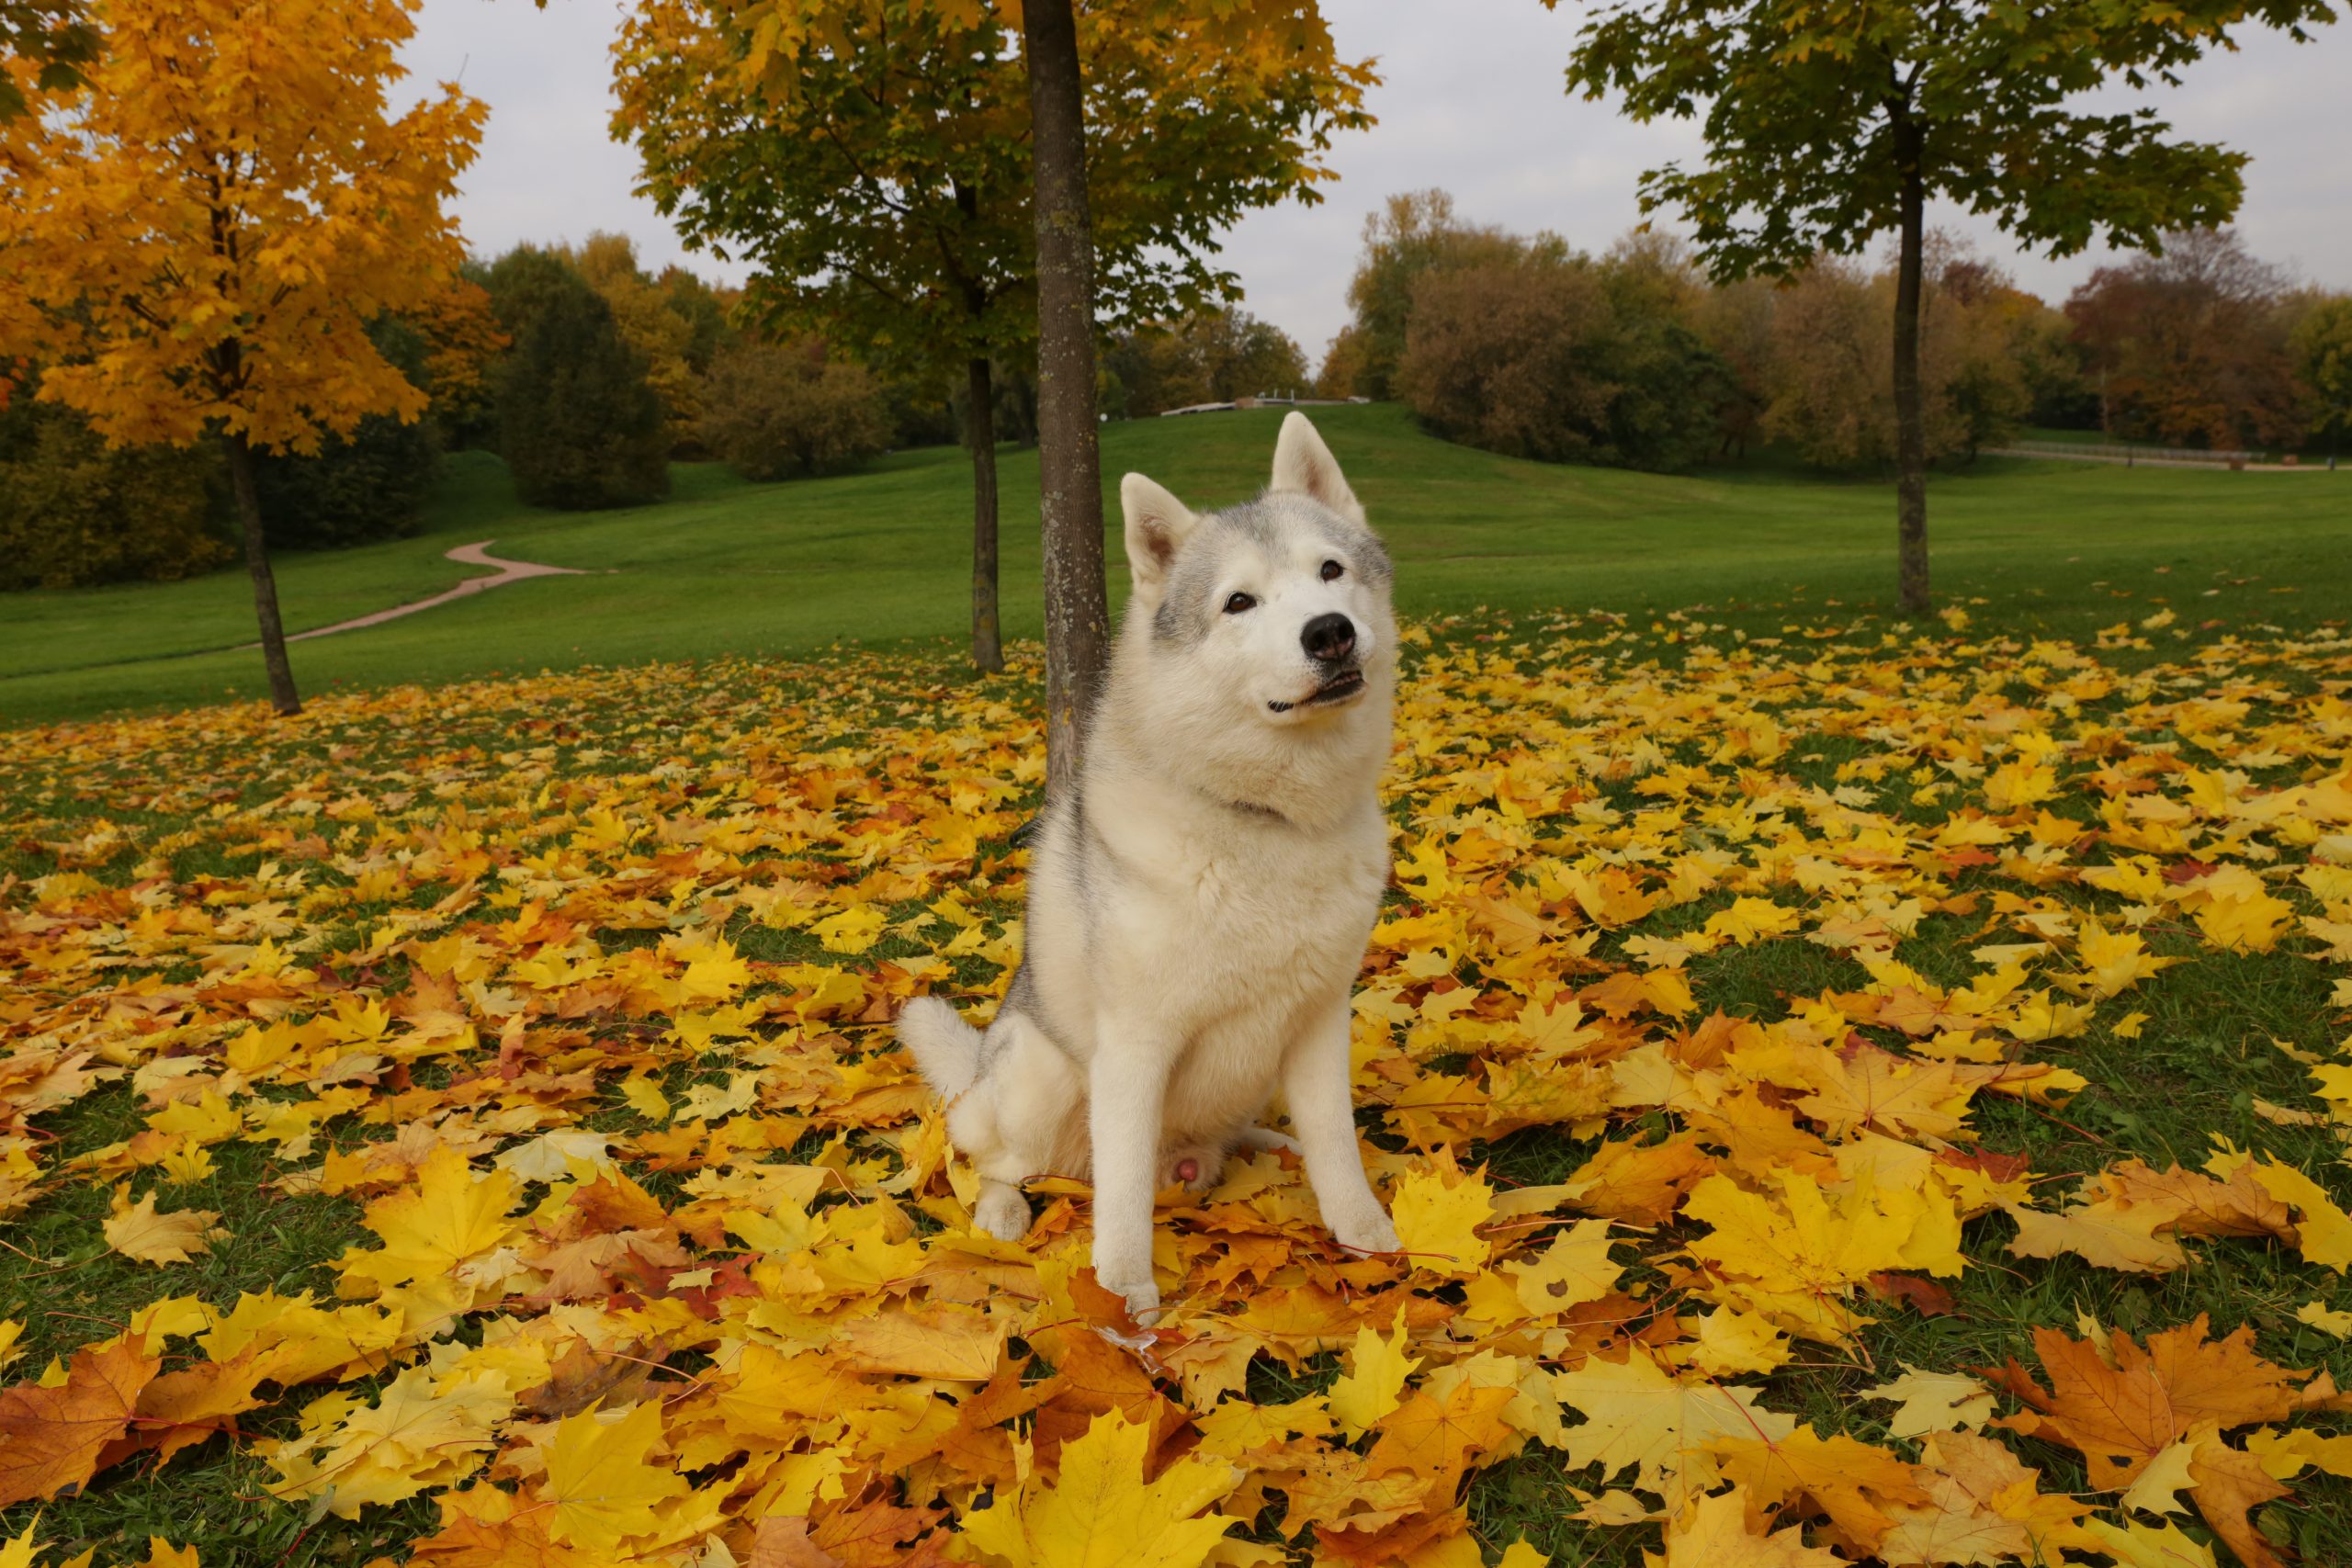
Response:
[[2295, 1301, 2352, 1338], [1328, 1315, 1421, 1438], [1549, 1352, 1794, 1506], [1705, 897, 1802, 946], [1390, 1165, 1494, 1277], [339, 1146, 523, 1297], [2075, 1517, 2219, 1568], [1860, 1367, 1995, 1438], [1502, 1218, 1623, 1319], [960, 1408, 1240, 1568], [102, 1190, 225, 1267], [811, 906, 888, 954], [1645, 1483, 1846, 1566], [1682, 1171, 1918, 1342], [538, 1399, 691, 1553]]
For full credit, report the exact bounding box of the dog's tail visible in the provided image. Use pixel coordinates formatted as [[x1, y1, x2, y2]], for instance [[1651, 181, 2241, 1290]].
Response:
[[897, 996, 985, 1099]]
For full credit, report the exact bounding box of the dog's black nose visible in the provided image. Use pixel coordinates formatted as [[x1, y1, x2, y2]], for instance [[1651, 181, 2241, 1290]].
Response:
[[1301, 612, 1356, 665]]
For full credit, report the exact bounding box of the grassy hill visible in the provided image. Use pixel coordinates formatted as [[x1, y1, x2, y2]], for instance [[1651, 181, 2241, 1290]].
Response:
[[4, 402, 2347, 724]]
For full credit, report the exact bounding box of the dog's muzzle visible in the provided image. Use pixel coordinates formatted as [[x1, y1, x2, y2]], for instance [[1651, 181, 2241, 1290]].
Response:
[[1267, 667, 1366, 713]]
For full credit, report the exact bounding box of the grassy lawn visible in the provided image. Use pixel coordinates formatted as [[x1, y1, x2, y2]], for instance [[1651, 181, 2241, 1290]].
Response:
[[4, 401, 2346, 724]]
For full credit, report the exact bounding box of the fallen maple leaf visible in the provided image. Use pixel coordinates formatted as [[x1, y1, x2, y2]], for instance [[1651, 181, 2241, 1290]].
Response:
[[0, 1335, 161, 1506], [1984, 1315, 2307, 1487], [1327, 1316, 1421, 1438], [1550, 1352, 1795, 1506], [537, 1399, 690, 1553], [103, 1189, 225, 1266], [1645, 1485, 1843, 1566], [2186, 1432, 2292, 1568], [960, 1408, 1240, 1568]]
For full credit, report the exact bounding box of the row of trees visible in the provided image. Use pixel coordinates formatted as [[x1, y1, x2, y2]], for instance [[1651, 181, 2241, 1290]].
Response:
[[2, 206, 1317, 592], [1318, 190, 2352, 475], [1, 226, 908, 590]]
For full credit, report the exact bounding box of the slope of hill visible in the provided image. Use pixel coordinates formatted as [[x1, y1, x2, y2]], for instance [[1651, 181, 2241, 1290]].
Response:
[[3, 402, 2346, 723]]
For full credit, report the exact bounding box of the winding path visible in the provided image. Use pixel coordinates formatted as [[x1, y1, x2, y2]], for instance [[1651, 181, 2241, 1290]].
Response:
[[278, 540, 587, 645]]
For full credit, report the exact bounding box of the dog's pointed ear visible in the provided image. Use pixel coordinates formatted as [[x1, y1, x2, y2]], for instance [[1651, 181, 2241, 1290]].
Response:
[[1121, 471, 1197, 602], [1271, 412, 1365, 525]]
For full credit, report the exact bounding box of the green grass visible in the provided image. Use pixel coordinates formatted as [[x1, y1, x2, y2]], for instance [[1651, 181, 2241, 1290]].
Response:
[[4, 402, 2347, 726]]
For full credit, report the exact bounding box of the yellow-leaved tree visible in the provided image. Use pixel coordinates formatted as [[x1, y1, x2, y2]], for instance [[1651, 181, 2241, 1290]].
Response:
[[0, 0, 485, 714]]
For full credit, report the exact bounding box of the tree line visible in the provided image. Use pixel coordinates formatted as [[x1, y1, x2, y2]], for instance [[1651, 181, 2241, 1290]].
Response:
[[1317, 190, 2352, 475], [2, 218, 1332, 596]]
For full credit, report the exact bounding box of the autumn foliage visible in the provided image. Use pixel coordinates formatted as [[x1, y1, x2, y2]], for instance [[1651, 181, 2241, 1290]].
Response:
[[0, 0, 483, 454], [0, 0, 485, 712], [1, 607, 2348, 1563]]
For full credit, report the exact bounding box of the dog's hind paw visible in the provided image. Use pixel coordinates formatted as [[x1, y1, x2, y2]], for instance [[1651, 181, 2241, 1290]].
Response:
[[973, 1183, 1032, 1241], [1162, 1145, 1228, 1194]]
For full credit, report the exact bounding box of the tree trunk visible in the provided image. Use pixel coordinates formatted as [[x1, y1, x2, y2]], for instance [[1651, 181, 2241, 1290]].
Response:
[[966, 356, 1004, 673], [1890, 118, 1930, 616], [1022, 0, 1110, 798], [221, 429, 301, 716]]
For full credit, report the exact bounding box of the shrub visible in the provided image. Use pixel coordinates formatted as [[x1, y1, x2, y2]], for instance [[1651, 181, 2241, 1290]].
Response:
[[496, 276, 670, 509], [1398, 257, 1725, 472], [1104, 310, 1311, 417], [1758, 248, 2032, 468], [0, 397, 228, 589], [696, 338, 890, 480]]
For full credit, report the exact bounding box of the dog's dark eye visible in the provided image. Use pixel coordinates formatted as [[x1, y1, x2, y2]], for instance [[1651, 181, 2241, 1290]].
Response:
[[1224, 592, 1256, 615], [1320, 559, 1344, 582]]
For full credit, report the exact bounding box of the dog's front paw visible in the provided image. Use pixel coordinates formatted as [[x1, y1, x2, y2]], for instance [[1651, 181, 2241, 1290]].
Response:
[[1330, 1205, 1399, 1258], [1100, 1271, 1161, 1325]]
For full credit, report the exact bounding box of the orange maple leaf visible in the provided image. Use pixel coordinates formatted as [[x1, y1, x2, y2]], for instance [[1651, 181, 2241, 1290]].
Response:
[[0, 1334, 161, 1506], [1983, 1314, 2307, 1487]]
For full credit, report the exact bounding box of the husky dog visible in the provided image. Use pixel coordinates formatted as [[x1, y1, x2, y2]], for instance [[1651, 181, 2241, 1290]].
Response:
[[898, 412, 1401, 1320]]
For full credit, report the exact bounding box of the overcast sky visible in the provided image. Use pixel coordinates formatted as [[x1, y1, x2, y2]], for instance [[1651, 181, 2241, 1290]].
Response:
[[405, 0, 2352, 361]]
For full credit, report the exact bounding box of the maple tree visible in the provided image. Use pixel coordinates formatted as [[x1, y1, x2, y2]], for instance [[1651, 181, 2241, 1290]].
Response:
[[2, 600, 2350, 1562], [0, 0, 484, 716], [1553, 0, 2340, 614], [614, 0, 1374, 713]]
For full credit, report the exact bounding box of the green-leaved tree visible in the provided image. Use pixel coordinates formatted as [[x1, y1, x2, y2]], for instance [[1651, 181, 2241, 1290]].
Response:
[[1555, 0, 2337, 613], [616, 0, 1371, 696], [497, 273, 671, 510]]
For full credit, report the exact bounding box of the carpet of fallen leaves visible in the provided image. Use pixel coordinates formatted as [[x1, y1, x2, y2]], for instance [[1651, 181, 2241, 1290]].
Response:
[[3, 613, 2351, 1568]]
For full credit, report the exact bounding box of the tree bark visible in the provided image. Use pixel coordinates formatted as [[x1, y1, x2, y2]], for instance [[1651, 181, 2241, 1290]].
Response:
[[966, 356, 1004, 673], [1021, 0, 1110, 797], [1890, 114, 1931, 616], [221, 429, 302, 716]]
